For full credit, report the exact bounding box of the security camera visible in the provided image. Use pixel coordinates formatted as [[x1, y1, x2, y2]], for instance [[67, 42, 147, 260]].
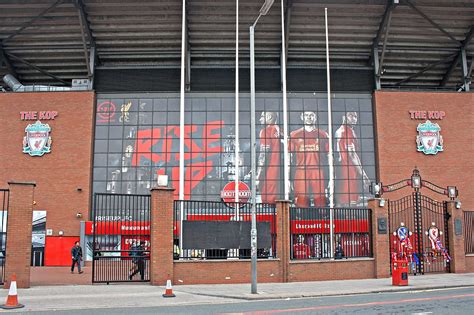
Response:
[[455, 201, 462, 209], [76, 212, 83, 218]]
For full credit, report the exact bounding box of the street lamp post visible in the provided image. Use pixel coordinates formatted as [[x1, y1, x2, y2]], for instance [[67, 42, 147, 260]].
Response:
[[249, 0, 274, 295]]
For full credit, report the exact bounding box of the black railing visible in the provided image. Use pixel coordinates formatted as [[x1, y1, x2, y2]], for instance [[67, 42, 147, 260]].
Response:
[[290, 207, 372, 260], [173, 200, 277, 260], [92, 250, 150, 283], [464, 211, 474, 254], [0, 189, 9, 285], [92, 193, 151, 283]]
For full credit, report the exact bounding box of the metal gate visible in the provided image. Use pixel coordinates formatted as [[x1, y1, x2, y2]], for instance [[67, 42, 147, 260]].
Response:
[[92, 193, 151, 283], [371, 168, 456, 275], [0, 189, 9, 285], [388, 192, 450, 274]]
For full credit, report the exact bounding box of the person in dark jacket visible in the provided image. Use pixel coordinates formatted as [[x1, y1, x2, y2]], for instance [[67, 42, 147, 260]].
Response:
[[71, 241, 84, 274], [129, 241, 146, 280]]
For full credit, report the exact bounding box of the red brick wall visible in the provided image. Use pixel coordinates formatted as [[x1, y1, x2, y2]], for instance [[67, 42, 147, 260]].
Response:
[[466, 256, 474, 272], [374, 91, 474, 209], [4, 182, 35, 288], [0, 92, 95, 237], [174, 260, 282, 284], [289, 259, 374, 282]]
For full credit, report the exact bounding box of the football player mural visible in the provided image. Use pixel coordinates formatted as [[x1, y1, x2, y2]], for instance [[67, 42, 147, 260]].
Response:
[[256, 111, 281, 204], [93, 95, 375, 206], [335, 111, 370, 206], [289, 111, 330, 207]]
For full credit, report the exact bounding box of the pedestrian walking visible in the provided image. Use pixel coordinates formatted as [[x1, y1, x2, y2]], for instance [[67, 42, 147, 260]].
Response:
[[129, 240, 146, 280], [71, 241, 84, 274]]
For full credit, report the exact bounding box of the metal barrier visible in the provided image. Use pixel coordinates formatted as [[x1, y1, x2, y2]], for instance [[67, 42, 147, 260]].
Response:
[[464, 211, 474, 254], [0, 189, 9, 285], [173, 200, 277, 260], [290, 207, 372, 260], [92, 193, 150, 283]]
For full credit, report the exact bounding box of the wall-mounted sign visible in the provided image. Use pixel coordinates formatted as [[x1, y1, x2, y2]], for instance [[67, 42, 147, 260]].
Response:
[[23, 120, 52, 156], [220, 181, 251, 208], [409, 110, 445, 120], [97, 101, 116, 123], [416, 120, 443, 155], [20, 111, 58, 120]]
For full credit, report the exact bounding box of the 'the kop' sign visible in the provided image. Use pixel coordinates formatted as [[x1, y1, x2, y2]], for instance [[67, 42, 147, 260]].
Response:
[[221, 181, 251, 207]]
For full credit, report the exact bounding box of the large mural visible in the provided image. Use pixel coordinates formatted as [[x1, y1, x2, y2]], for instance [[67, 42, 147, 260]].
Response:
[[93, 93, 376, 207]]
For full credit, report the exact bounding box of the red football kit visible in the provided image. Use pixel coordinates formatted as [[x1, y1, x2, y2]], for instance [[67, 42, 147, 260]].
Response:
[[258, 125, 281, 203], [290, 128, 329, 207], [293, 242, 311, 259], [335, 125, 359, 205]]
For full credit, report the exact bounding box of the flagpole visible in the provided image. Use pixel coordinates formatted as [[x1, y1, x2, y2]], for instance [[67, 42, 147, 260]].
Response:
[[281, 0, 289, 200], [325, 7, 335, 259], [179, 0, 186, 257], [235, 0, 240, 211]]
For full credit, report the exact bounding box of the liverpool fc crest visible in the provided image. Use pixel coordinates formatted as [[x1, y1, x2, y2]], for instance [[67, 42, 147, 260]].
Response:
[[416, 120, 443, 155], [23, 120, 52, 156]]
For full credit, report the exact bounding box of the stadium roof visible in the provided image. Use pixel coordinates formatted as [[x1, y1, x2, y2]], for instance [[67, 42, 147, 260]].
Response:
[[0, 0, 472, 90]]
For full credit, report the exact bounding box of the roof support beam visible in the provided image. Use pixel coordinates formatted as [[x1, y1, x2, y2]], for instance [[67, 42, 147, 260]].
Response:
[[77, 6, 91, 78], [404, 0, 460, 45], [0, 45, 18, 78], [373, 46, 381, 90], [377, 4, 393, 78], [88, 45, 95, 90], [369, 1, 395, 67], [5, 52, 69, 85], [74, 0, 95, 48], [440, 25, 473, 87], [75, 0, 98, 88], [3, 0, 64, 44], [460, 48, 469, 91], [394, 52, 458, 86]]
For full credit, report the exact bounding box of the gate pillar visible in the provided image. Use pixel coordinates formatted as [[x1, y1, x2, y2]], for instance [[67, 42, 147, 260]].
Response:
[[150, 187, 175, 286], [446, 201, 466, 273], [276, 200, 291, 282], [368, 198, 390, 278], [4, 181, 36, 289]]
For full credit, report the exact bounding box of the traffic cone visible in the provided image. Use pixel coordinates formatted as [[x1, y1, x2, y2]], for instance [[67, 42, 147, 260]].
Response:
[[162, 279, 176, 298], [1, 274, 24, 309]]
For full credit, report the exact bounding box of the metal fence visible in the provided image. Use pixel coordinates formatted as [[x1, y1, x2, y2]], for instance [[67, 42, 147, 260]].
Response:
[[290, 207, 372, 260], [92, 193, 151, 283], [464, 211, 474, 254], [173, 200, 277, 259], [0, 189, 9, 285]]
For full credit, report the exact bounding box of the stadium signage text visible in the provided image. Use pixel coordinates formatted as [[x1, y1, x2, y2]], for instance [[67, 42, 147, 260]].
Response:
[[20, 111, 58, 120], [409, 110, 445, 120]]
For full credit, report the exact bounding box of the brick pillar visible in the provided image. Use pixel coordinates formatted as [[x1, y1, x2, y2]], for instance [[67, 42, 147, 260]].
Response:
[[276, 200, 291, 282], [150, 187, 175, 286], [369, 198, 390, 278], [4, 181, 36, 289], [446, 201, 466, 273]]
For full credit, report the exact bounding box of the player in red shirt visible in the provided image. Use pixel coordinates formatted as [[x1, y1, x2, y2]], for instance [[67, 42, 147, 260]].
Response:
[[335, 111, 369, 206], [256, 112, 281, 203], [293, 234, 311, 259], [289, 111, 329, 207]]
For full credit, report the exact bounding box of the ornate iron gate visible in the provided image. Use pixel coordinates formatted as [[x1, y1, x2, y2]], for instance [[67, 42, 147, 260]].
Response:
[[388, 192, 450, 274], [0, 189, 9, 285], [92, 193, 151, 284], [371, 168, 456, 275]]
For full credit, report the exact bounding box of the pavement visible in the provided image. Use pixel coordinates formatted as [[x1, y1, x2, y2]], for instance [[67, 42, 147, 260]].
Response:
[[1, 272, 473, 312]]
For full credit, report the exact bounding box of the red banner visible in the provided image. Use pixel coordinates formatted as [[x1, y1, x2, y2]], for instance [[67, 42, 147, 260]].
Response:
[[291, 219, 369, 234], [85, 221, 150, 235]]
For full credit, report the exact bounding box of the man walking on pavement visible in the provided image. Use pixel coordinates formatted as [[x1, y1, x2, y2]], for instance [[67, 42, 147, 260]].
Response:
[[129, 240, 146, 280], [71, 241, 84, 274]]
